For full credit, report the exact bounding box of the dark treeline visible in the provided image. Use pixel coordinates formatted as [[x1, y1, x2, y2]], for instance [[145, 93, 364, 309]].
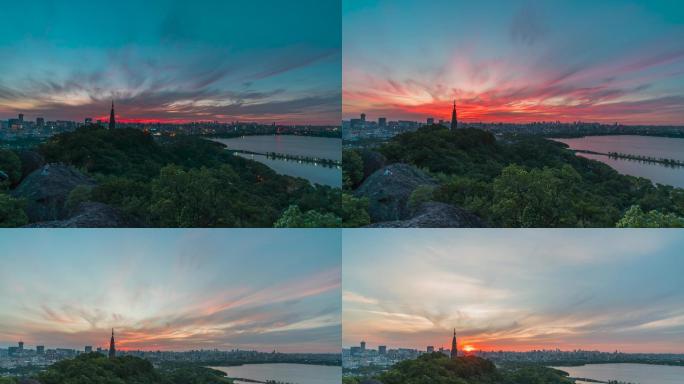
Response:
[[0, 125, 343, 227], [343, 353, 573, 384], [343, 125, 684, 227]]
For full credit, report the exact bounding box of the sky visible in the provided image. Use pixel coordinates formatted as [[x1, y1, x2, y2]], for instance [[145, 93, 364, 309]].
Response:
[[0, 229, 341, 353], [343, 0, 684, 125], [0, 0, 341, 125], [343, 229, 684, 353]]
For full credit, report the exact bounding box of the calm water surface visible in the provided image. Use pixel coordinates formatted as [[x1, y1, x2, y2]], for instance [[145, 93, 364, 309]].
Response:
[[210, 363, 341, 384], [552, 363, 684, 384], [212, 136, 341, 187], [552, 135, 684, 188]]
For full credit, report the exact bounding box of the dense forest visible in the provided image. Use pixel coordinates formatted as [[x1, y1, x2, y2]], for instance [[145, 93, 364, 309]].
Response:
[[0, 126, 344, 227], [343, 353, 573, 384], [0, 353, 232, 384], [343, 125, 684, 227]]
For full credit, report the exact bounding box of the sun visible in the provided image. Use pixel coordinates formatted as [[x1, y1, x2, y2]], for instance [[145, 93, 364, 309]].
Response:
[[462, 345, 475, 353]]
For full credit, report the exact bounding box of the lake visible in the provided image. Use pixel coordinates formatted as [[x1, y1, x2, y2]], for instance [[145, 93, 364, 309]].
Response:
[[552, 363, 684, 384], [212, 135, 341, 188], [552, 135, 684, 188], [209, 363, 342, 384]]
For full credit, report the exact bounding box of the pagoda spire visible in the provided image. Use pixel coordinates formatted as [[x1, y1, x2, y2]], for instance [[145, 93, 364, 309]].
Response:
[[450, 100, 457, 130], [109, 100, 116, 129], [109, 328, 116, 359], [450, 328, 457, 359]]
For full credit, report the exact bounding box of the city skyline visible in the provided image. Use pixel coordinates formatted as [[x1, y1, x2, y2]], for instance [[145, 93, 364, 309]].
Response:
[[343, 0, 684, 125], [0, 230, 341, 353], [0, 0, 341, 125], [343, 229, 684, 353]]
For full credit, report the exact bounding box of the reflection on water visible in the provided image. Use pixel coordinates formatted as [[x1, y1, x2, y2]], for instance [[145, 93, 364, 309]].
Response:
[[236, 153, 341, 188], [210, 364, 341, 384], [552, 363, 684, 384], [212, 135, 342, 187], [552, 136, 684, 188]]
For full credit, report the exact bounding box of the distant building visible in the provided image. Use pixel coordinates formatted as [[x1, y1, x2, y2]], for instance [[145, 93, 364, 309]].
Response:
[[350, 346, 361, 355], [360, 113, 366, 122], [450, 101, 458, 130], [18, 341, 24, 351], [37, 345, 45, 354], [427, 346, 435, 353], [85, 117, 93, 125], [36, 117, 45, 127], [360, 341, 366, 352], [109, 329, 116, 359], [450, 329, 458, 359], [427, 117, 434, 125], [378, 117, 386, 127], [85, 346, 93, 353], [18, 113, 24, 123], [378, 345, 387, 355]]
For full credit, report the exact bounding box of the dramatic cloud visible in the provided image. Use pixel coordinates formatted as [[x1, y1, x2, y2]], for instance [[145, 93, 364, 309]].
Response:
[[0, 230, 341, 353], [0, 0, 341, 124], [343, 229, 684, 353], [343, 1, 684, 124]]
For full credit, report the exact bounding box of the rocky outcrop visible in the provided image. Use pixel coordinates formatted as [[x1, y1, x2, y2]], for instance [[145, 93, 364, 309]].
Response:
[[354, 163, 437, 222], [365, 201, 485, 228], [25, 202, 133, 228], [11, 163, 95, 222]]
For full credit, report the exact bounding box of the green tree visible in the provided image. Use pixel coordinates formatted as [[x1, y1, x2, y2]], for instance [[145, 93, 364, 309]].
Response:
[[0, 194, 28, 227], [274, 205, 341, 227], [343, 150, 364, 190], [617, 205, 684, 228], [0, 149, 22, 187], [341, 193, 370, 227]]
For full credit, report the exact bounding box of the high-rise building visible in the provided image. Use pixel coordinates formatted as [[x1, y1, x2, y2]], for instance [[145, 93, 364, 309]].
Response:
[[427, 117, 434, 125], [360, 341, 366, 351], [18, 113, 24, 123], [109, 329, 116, 359], [378, 345, 387, 355], [85, 346, 93, 353], [18, 341, 24, 351], [36, 345, 45, 354], [109, 101, 116, 129], [450, 329, 458, 359], [427, 346, 435, 353], [450, 100, 458, 130], [360, 113, 366, 122], [36, 117, 45, 127], [85, 117, 93, 125], [378, 117, 387, 127]]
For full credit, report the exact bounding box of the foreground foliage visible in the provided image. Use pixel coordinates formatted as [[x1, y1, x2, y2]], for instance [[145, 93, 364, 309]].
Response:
[[35, 353, 231, 384], [0, 126, 341, 227], [345, 353, 572, 384], [345, 125, 684, 227]]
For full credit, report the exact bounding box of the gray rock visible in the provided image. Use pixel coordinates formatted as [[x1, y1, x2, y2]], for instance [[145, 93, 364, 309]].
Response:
[[366, 202, 485, 228], [24, 202, 133, 228], [354, 163, 437, 222], [11, 163, 95, 222]]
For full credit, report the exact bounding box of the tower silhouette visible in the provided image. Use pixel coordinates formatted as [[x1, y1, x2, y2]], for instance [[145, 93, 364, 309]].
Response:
[[450, 100, 457, 130], [450, 328, 458, 359], [109, 101, 116, 129], [109, 328, 116, 359]]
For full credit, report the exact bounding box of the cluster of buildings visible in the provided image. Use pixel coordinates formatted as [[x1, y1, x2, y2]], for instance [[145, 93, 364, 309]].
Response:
[[1, 102, 340, 144], [343, 330, 460, 370], [1, 331, 339, 374], [474, 349, 684, 365], [342, 102, 460, 142], [342, 102, 684, 143]]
